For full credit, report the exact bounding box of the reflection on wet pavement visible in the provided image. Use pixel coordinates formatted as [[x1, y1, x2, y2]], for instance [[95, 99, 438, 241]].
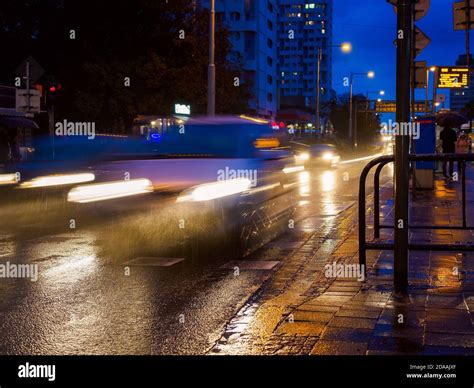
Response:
[[0, 160, 393, 354]]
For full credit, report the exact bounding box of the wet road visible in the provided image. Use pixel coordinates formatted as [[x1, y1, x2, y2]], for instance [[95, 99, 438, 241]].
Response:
[[0, 157, 392, 355]]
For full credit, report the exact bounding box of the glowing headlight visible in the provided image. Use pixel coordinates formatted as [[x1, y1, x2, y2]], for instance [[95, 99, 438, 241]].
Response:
[[20, 173, 95, 189], [322, 152, 334, 161], [67, 179, 153, 203], [0, 173, 19, 186], [295, 152, 310, 164], [177, 178, 252, 203], [298, 152, 310, 161]]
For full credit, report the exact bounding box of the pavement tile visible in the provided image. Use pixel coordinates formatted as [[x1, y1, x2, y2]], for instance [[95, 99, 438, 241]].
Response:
[[306, 295, 353, 306], [368, 336, 423, 353], [310, 340, 367, 356], [292, 310, 334, 323], [328, 316, 378, 330], [422, 345, 474, 355], [373, 323, 424, 339], [377, 310, 426, 326], [426, 295, 467, 309], [425, 308, 470, 317], [297, 303, 340, 313], [424, 332, 474, 348], [335, 308, 382, 319], [366, 349, 420, 355], [276, 322, 326, 336], [425, 313, 473, 334], [320, 327, 373, 343]]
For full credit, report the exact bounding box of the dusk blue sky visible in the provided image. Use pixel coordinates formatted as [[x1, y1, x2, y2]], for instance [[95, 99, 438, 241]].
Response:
[[332, 0, 471, 107]]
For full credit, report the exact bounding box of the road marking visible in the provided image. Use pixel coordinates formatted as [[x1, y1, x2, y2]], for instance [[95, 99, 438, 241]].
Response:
[[339, 153, 383, 165]]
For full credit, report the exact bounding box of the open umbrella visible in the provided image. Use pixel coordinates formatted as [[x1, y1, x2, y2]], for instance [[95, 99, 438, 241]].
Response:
[[436, 111, 469, 128]]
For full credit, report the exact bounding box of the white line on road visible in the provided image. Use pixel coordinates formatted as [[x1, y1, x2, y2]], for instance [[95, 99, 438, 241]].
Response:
[[339, 153, 384, 165]]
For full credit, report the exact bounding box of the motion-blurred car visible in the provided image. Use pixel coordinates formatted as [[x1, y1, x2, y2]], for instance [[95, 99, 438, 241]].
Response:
[[292, 142, 340, 168], [68, 116, 300, 256]]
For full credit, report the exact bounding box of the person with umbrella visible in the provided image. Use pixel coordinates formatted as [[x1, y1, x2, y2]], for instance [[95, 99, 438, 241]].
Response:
[[439, 125, 457, 180], [437, 112, 469, 181]]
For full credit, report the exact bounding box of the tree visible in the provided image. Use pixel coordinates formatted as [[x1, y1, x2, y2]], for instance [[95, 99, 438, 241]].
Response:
[[328, 93, 381, 146], [0, 0, 252, 132]]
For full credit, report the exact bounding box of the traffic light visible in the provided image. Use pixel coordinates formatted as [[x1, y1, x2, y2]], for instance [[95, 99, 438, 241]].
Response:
[[49, 83, 62, 93]]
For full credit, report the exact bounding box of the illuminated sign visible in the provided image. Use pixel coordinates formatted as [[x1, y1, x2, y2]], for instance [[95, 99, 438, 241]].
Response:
[[375, 101, 428, 113], [437, 67, 470, 89], [254, 138, 280, 149], [174, 104, 191, 115]]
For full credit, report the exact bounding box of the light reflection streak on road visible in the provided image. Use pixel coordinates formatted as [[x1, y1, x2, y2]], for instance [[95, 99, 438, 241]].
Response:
[[298, 171, 311, 197]]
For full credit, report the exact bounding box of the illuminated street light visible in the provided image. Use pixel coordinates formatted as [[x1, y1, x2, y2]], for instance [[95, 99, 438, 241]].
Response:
[[349, 70, 375, 148], [315, 42, 352, 135], [340, 42, 352, 53], [425, 66, 438, 113]]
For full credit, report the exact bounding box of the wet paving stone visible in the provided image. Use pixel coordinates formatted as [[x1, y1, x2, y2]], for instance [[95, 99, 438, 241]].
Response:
[[328, 317, 378, 330], [373, 323, 424, 339], [310, 340, 367, 356], [424, 332, 474, 348], [422, 345, 474, 355], [276, 322, 326, 336], [292, 310, 334, 323], [297, 303, 340, 313], [320, 327, 373, 343], [335, 308, 382, 319], [426, 295, 467, 309], [368, 336, 423, 353], [425, 313, 473, 335]]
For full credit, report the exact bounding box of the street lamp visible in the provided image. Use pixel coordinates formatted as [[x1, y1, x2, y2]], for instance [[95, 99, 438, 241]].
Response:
[[207, 0, 216, 117], [349, 70, 375, 148], [365, 90, 385, 134], [366, 90, 385, 99], [341, 42, 353, 53], [425, 66, 436, 114], [316, 42, 351, 137]]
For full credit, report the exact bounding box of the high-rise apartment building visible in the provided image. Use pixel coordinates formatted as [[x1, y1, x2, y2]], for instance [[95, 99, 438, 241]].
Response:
[[197, 0, 278, 118], [277, 1, 333, 112], [197, 0, 333, 120]]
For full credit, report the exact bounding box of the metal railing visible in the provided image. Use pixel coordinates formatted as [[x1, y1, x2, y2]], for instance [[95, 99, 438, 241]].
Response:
[[359, 154, 474, 270]]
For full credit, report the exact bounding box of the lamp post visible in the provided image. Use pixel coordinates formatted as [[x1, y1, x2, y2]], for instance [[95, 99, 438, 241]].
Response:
[[349, 70, 375, 148], [316, 42, 351, 137], [207, 0, 216, 117], [425, 66, 436, 113], [365, 90, 384, 133]]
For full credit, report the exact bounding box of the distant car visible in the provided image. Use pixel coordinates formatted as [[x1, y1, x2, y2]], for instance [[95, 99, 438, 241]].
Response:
[[292, 142, 340, 167]]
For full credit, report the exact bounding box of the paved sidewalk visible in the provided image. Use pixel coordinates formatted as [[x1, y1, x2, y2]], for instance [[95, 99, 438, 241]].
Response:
[[209, 167, 474, 355]]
